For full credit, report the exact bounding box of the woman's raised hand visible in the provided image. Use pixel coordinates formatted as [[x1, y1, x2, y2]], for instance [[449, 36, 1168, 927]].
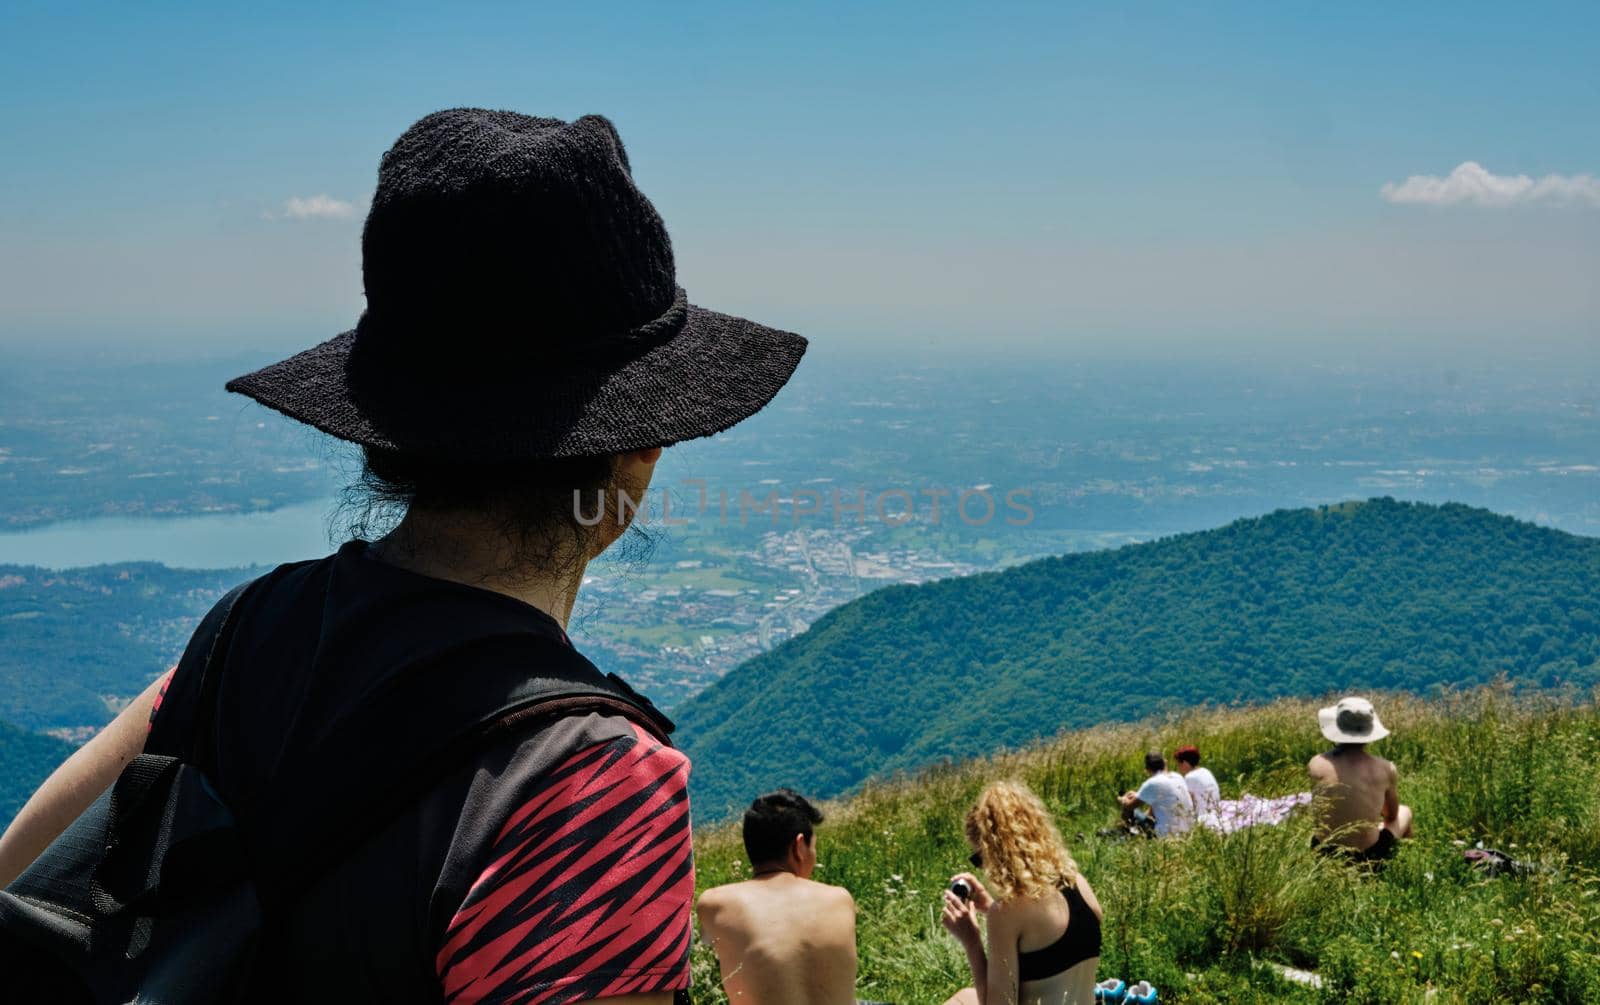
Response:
[[940, 889, 983, 948], [949, 871, 995, 912]]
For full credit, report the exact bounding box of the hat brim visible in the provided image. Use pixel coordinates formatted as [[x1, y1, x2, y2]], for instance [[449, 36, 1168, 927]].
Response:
[[225, 303, 806, 462], [1318, 705, 1390, 745]]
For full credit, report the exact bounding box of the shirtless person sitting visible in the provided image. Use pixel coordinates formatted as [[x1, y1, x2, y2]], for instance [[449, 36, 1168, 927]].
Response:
[[1308, 696, 1414, 865], [697, 789, 859, 1005]]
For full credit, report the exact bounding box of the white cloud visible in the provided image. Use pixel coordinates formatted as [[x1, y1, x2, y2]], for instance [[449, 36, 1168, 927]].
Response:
[[267, 194, 360, 221], [1381, 162, 1600, 208]]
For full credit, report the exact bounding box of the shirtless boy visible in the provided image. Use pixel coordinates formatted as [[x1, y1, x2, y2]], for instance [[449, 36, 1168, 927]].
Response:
[[1308, 696, 1414, 864], [696, 790, 859, 1004]]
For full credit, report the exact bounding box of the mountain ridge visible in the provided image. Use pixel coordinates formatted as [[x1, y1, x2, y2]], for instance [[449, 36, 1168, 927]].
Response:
[[675, 498, 1600, 816]]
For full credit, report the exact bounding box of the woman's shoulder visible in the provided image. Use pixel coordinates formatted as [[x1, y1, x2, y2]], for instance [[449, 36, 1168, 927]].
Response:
[[995, 882, 1067, 916]]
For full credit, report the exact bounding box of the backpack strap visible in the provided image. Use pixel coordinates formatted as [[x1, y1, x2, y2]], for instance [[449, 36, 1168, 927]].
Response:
[[143, 576, 260, 765], [89, 578, 259, 916], [183, 581, 256, 769], [243, 630, 675, 913]]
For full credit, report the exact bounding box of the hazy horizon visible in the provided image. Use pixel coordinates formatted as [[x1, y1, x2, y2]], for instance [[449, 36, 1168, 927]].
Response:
[[5, 325, 1598, 373]]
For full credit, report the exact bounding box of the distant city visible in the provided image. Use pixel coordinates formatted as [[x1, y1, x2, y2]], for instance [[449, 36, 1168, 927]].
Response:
[[569, 520, 1139, 705], [2, 349, 1596, 720]]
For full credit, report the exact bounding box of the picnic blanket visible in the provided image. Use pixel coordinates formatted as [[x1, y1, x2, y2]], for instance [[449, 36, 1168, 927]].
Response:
[[1197, 791, 1312, 834]]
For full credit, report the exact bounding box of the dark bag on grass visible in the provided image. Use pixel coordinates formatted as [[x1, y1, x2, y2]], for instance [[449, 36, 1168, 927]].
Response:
[[0, 578, 672, 1004]]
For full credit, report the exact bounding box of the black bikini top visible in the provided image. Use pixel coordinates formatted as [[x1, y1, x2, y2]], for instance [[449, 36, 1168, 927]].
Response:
[[1016, 880, 1102, 982]]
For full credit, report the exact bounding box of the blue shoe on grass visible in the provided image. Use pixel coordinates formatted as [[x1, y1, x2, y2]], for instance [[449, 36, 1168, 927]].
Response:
[[1093, 978, 1126, 1002], [1125, 980, 1158, 1004]]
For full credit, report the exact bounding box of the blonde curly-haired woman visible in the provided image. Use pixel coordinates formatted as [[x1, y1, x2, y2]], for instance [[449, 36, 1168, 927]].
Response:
[[941, 781, 1104, 1005]]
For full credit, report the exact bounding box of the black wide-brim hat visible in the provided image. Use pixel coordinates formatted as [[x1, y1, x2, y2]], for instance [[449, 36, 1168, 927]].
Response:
[[228, 110, 806, 462]]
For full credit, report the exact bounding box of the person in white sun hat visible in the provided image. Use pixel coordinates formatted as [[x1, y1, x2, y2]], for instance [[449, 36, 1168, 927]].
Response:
[[1307, 697, 1414, 865]]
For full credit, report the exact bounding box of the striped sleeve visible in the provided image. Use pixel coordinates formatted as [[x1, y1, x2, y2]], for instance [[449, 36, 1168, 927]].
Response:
[[436, 721, 694, 1004], [147, 666, 177, 733]]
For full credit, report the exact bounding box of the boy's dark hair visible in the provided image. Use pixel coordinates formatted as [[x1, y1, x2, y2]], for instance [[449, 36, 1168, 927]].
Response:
[[743, 789, 823, 866], [1174, 745, 1201, 768], [1144, 750, 1166, 772]]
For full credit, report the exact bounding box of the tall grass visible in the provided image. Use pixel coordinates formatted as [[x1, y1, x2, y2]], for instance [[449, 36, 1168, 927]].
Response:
[[690, 688, 1600, 1004]]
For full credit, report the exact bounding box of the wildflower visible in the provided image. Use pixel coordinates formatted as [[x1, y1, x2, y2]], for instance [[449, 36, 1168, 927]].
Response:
[[1390, 951, 1400, 960], [890, 874, 903, 883], [1411, 950, 1423, 960]]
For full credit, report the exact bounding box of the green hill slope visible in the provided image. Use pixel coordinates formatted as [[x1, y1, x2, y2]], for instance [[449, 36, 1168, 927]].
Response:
[[0, 718, 75, 829], [677, 499, 1600, 816]]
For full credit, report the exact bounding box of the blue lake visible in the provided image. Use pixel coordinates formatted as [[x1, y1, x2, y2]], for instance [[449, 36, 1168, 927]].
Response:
[[0, 499, 342, 570]]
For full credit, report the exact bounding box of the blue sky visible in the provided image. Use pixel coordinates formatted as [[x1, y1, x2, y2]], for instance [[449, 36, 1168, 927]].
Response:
[[1, 1, 1596, 358]]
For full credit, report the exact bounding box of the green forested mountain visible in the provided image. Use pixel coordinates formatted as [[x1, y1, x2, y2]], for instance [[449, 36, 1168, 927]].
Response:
[[0, 719, 75, 829], [0, 563, 249, 831], [676, 499, 1600, 816], [0, 563, 249, 730]]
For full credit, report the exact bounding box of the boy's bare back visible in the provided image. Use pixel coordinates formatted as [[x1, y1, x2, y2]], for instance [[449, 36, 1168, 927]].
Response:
[[1308, 746, 1398, 850], [696, 874, 858, 1005]]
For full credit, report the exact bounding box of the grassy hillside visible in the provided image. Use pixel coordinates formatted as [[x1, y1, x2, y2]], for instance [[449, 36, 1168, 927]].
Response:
[[690, 689, 1600, 1004], [0, 719, 75, 829], [677, 499, 1600, 816]]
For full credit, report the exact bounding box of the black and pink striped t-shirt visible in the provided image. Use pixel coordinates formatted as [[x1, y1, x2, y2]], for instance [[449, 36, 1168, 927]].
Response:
[[147, 542, 693, 1004], [437, 717, 693, 1002]]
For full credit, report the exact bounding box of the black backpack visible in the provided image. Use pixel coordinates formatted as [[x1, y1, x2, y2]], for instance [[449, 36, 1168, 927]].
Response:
[[0, 578, 675, 1004]]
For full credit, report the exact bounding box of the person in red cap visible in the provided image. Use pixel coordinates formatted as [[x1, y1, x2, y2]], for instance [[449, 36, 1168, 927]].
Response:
[[1173, 745, 1221, 816]]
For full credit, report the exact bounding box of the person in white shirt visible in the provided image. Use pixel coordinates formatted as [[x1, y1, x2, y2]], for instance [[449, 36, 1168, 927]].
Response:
[[1118, 751, 1194, 837], [1174, 744, 1221, 816]]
